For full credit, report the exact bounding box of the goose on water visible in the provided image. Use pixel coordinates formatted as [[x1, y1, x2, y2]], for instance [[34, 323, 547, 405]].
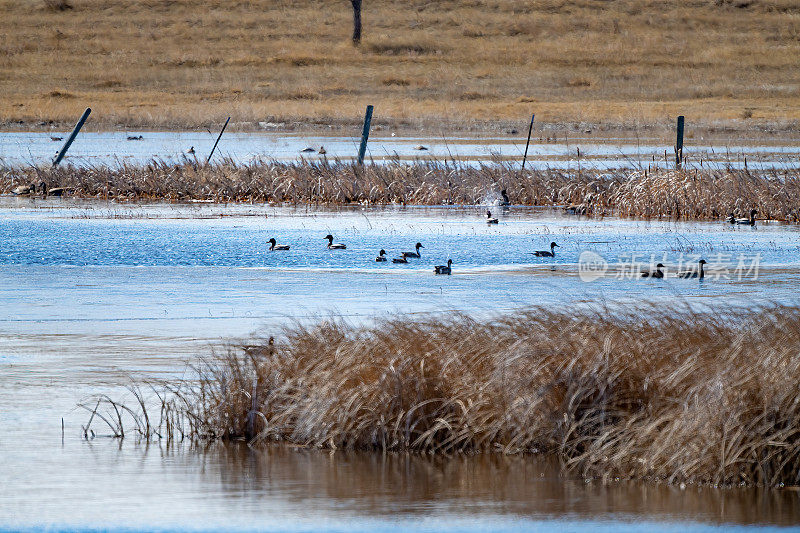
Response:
[[642, 263, 665, 278], [533, 242, 559, 257], [268, 238, 290, 251], [375, 249, 387, 262], [324, 234, 346, 249], [402, 242, 423, 258], [678, 259, 707, 279], [434, 259, 453, 275], [486, 210, 498, 224], [733, 209, 757, 226]]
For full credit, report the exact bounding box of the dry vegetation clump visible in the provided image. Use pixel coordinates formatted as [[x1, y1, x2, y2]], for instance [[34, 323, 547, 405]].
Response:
[[3, 161, 800, 221], [84, 305, 800, 487]]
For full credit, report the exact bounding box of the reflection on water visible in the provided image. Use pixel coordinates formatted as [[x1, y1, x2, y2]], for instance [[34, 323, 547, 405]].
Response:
[[1, 201, 800, 531]]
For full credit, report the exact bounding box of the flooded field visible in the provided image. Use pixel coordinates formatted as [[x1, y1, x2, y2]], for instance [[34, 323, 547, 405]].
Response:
[[2, 198, 800, 531], [1, 131, 799, 170]]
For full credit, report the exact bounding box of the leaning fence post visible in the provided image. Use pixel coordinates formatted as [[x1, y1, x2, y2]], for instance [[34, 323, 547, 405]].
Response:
[[521, 113, 535, 171], [53, 107, 91, 167], [357, 105, 374, 165], [207, 116, 231, 164], [675, 115, 685, 169]]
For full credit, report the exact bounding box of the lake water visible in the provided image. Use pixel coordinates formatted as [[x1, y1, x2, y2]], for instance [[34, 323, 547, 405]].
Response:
[[1, 131, 799, 170], [2, 198, 800, 531]]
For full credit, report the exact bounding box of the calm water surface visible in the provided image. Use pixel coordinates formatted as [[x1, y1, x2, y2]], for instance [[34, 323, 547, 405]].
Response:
[[2, 198, 800, 531], [1, 131, 799, 170]]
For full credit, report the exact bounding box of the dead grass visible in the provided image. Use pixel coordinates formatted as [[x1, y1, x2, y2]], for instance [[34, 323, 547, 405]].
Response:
[[3, 160, 799, 221], [82, 304, 800, 487], [1, 0, 799, 130]]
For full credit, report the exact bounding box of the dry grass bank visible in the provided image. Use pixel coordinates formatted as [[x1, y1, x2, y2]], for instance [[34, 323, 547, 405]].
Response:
[[3, 160, 800, 221], [84, 305, 800, 487], [2, 0, 800, 131]]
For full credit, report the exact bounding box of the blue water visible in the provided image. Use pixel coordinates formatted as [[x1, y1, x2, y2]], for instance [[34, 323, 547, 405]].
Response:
[[2, 199, 800, 531], [1, 131, 799, 170]]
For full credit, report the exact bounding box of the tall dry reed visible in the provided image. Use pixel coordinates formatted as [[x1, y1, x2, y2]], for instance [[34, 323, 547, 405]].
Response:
[[84, 305, 800, 487], [4, 161, 800, 221]]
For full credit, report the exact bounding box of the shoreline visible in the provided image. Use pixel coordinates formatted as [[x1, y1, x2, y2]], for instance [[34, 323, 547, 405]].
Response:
[[3, 117, 800, 141]]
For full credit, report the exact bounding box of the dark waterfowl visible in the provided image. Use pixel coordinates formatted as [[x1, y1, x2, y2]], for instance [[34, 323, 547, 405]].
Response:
[[268, 238, 290, 251], [642, 263, 665, 278], [413, 145, 428, 151], [499, 189, 510, 206], [486, 210, 498, 224], [186, 146, 195, 154], [402, 242, 423, 258], [434, 259, 453, 275], [734, 209, 757, 226], [533, 242, 559, 257], [126, 135, 144, 141], [318, 146, 327, 155], [50, 136, 63, 141], [325, 234, 346, 249], [301, 147, 315, 153], [392, 256, 408, 264], [678, 259, 707, 279], [375, 249, 387, 262], [47, 187, 65, 197]]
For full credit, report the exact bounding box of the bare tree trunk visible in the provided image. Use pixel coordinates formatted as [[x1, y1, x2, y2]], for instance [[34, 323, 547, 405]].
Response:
[[351, 0, 362, 44]]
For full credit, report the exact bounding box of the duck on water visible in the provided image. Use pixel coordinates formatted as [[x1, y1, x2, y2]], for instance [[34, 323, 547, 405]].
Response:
[[642, 263, 665, 278], [486, 210, 498, 224], [402, 242, 424, 258], [325, 234, 346, 249], [375, 249, 387, 262], [434, 259, 453, 275], [728, 209, 757, 226], [533, 242, 559, 257], [268, 238, 290, 251], [678, 259, 707, 279]]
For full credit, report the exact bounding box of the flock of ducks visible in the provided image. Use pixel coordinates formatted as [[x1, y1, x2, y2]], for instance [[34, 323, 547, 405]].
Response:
[[268, 236, 453, 274], [641, 259, 708, 279]]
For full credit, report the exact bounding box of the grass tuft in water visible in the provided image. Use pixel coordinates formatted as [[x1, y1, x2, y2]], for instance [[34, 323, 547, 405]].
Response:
[[84, 304, 800, 487]]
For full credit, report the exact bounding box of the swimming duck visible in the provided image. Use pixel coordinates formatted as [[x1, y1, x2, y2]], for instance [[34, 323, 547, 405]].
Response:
[[392, 256, 408, 263], [734, 209, 757, 226], [402, 242, 424, 258], [434, 259, 453, 275], [268, 238, 290, 251], [47, 187, 65, 197], [318, 146, 327, 155], [325, 234, 346, 249], [533, 242, 559, 257], [301, 147, 315, 153], [678, 259, 707, 279], [486, 210, 498, 224], [641, 263, 665, 278], [726, 212, 736, 224], [499, 189, 510, 206], [375, 249, 387, 262], [12, 183, 35, 195], [126, 135, 144, 141], [50, 136, 63, 141], [186, 146, 195, 154], [413, 145, 428, 151]]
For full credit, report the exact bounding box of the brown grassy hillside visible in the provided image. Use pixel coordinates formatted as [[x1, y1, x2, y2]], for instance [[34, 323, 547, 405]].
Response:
[[1, 0, 799, 131]]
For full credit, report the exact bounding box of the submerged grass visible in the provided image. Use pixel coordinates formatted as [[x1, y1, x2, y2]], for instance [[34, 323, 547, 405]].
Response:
[[85, 304, 800, 488], [4, 160, 800, 221]]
